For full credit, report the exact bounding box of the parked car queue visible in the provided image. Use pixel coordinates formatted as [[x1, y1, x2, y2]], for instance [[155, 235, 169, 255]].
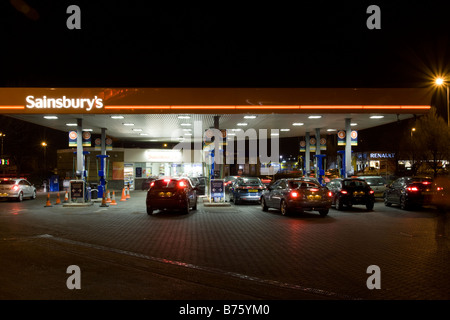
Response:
[[143, 174, 449, 216]]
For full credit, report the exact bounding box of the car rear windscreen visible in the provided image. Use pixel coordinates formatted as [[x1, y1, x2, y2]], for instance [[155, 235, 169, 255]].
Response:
[[289, 180, 320, 188], [365, 178, 385, 186], [239, 178, 261, 186], [152, 180, 181, 188]]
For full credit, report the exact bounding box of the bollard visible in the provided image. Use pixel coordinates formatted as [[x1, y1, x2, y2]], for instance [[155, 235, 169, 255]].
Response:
[[63, 191, 69, 203], [110, 191, 118, 205], [55, 192, 61, 205], [120, 187, 127, 201], [99, 192, 109, 207], [44, 193, 52, 207]]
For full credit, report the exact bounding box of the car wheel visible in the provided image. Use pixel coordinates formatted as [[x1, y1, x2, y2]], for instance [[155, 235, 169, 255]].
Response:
[[261, 197, 268, 212], [146, 206, 153, 215], [335, 196, 343, 210], [280, 200, 290, 216], [31, 190, 37, 200], [192, 198, 198, 211], [183, 200, 190, 214], [400, 196, 408, 210], [319, 209, 329, 217], [17, 192, 23, 202], [366, 202, 374, 211]]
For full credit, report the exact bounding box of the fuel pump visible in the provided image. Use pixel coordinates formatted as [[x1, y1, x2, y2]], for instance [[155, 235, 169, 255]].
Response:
[[337, 150, 345, 178], [298, 155, 305, 176], [72, 151, 90, 202], [96, 154, 110, 200], [313, 154, 326, 186]]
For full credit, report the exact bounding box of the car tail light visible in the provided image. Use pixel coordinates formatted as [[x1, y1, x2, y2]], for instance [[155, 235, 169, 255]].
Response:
[[328, 191, 333, 197], [150, 182, 155, 187], [437, 187, 444, 191], [290, 191, 299, 198], [310, 188, 319, 192], [178, 181, 186, 188], [369, 190, 374, 194], [407, 186, 419, 192], [12, 185, 20, 191], [340, 190, 348, 194], [163, 178, 171, 182], [422, 181, 431, 185]]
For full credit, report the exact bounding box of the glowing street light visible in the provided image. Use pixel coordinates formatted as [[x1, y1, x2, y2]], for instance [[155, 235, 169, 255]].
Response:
[[41, 141, 48, 174], [435, 77, 449, 127]]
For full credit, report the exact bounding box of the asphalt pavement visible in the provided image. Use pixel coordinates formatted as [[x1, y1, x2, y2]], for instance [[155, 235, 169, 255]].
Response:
[[0, 190, 449, 302]]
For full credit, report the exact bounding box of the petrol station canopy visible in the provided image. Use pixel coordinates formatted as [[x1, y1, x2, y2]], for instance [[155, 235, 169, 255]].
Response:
[[0, 87, 433, 142]]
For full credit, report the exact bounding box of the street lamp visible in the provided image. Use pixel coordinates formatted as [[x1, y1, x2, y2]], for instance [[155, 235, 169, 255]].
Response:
[[435, 77, 449, 127], [41, 141, 47, 174], [410, 127, 416, 169]]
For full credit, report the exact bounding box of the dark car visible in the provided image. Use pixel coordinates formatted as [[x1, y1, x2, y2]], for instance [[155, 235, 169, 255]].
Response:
[[190, 176, 206, 196], [0, 178, 37, 202], [146, 177, 198, 214], [229, 177, 265, 204], [141, 176, 158, 190], [327, 178, 375, 211], [384, 176, 434, 210], [261, 178, 332, 216]]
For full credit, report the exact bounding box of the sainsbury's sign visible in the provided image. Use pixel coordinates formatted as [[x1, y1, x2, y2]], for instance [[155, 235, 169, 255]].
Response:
[[26, 96, 103, 111]]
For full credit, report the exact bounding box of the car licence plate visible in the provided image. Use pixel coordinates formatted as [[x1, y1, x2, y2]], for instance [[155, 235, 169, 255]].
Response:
[[249, 189, 258, 192]]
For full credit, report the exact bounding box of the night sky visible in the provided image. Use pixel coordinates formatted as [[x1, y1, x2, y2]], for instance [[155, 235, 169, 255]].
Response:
[[1, 1, 449, 88]]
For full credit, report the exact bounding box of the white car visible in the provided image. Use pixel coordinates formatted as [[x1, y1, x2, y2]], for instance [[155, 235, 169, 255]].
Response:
[[358, 176, 387, 198], [0, 178, 37, 201]]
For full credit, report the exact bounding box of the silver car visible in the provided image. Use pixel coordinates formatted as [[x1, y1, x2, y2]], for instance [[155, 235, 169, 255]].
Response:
[[0, 178, 37, 201], [358, 176, 387, 198]]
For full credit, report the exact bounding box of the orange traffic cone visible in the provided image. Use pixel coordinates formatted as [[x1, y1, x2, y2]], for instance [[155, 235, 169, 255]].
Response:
[[106, 190, 111, 203], [126, 186, 131, 199], [110, 191, 117, 205], [63, 191, 69, 203], [55, 192, 61, 205], [100, 192, 109, 207], [120, 187, 127, 201], [44, 193, 52, 207]]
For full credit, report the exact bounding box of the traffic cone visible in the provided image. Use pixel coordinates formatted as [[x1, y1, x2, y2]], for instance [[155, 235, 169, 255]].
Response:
[[63, 191, 69, 203], [126, 186, 131, 199], [44, 193, 52, 207], [99, 192, 109, 207], [120, 187, 127, 201], [110, 191, 118, 205], [55, 192, 61, 205], [106, 190, 112, 203]]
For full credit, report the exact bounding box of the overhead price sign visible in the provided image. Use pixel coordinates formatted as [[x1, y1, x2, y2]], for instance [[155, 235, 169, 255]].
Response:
[[68, 131, 77, 147], [337, 130, 357, 146], [82, 131, 91, 147]]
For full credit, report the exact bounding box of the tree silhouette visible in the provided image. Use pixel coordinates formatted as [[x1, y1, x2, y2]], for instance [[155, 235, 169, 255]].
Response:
[[411, 108, 450, 177]]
